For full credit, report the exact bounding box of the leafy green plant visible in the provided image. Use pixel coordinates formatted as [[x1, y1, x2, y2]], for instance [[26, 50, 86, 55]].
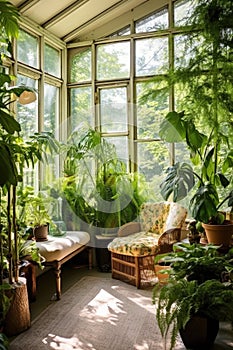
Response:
[[62, 124, 147, 231], [148, 0, 233, 224], [155, 242, 233, 284], [153, 278, 233, 350], [159, 111, 233, 224], [17, 187, 52, 228], [0, 331, 9, 350]]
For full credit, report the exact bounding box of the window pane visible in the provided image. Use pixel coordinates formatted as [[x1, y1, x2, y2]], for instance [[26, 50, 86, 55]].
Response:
[[174, 33, 201, 68], [103, 136, 128, 167], [44, 84, 59, 136], [70, 87, 93, 131], [44, 44, 61, 77], [174, 0, 196, 27], [17, 75, 38, 137], [100, 87, 128, 133], [17, 75, 38, 187], [135, 8, 168, 33], [17, 29, 38, 68], [137, 141, 169, 202], [110, 26, 131, 37], [135, 37, 168, 76], [70, 47, 91, 83], [97, 42, 130, 80], [42, 84, 60, 188], [136, 81, 169, 139]]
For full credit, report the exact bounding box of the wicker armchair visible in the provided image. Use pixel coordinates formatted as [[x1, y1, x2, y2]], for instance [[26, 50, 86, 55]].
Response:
[[108, 202, 187, 288]]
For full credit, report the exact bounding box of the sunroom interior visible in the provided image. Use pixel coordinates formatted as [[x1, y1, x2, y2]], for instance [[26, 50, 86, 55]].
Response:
[[1, 0, 233, 348], [9, 0, 191, 203]]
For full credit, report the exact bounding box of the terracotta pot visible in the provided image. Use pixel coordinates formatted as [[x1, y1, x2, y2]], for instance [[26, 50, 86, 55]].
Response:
[[155, 263, 171, 284], [179, 314, 219, 350], [202, 220, 233, 247], [34, 224, 48, 242]]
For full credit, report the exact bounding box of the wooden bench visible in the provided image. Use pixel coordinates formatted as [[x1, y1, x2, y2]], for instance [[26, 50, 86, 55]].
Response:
[[24, 231, 92, 301]]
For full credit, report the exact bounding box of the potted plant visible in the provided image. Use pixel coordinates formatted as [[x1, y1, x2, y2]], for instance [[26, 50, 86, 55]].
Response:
[[153, 243, 233, 350], [153, 278, 233, 350], [17, 187, 53, 242], [155, 0, 233, 246], [0, 0, 59, 336], [62, 124, 147, 239], [154, 242, 233, 284]]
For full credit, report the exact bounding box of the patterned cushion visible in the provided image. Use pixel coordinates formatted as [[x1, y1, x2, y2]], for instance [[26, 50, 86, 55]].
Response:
[[108, 202, 187, 257], [164, 202, 187, 231], [108, 231, 160, 256], [140, 202, 170, 235]]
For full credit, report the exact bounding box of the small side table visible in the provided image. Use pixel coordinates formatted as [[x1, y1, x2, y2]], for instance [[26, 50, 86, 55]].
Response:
[[95, 235, 116, 272]]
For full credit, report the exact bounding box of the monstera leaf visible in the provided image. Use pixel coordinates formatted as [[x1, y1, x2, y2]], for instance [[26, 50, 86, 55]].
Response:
[[160, 162, 195, 202], [190, 183, 219, 223]]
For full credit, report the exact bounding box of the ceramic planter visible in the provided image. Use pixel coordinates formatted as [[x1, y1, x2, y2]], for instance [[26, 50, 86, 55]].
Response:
[[34, 224, 49, 242], [179, 314, 219, 350]]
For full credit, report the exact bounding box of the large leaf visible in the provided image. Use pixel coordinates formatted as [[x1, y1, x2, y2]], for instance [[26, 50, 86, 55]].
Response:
[[159, 111, 186, 142], [160, 162, 195, 202], [0, 142, 18, 186], [186, 122, 207, 152], [0, 109, 21, 133], [190, 184, 219, 223]]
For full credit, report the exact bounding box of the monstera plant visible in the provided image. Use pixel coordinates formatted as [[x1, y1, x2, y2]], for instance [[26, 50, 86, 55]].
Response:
[[157, 0, 233, 239]]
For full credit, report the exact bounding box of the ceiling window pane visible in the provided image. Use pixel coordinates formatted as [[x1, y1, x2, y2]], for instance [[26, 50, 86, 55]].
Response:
[[70, 47, 91, 83], [110, 26, 131, 37], [44, 44, 61, 77], [135, 37, 168, 76], [97, 42, 130, 80], [174, 0, 196, 27], [135, 8, 168, 33], [17, 29, 38, 68]]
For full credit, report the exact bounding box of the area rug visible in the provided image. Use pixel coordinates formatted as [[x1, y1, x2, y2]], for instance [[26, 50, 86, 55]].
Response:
[[9, 276, 232, 350], [9, 276, 180, 350]]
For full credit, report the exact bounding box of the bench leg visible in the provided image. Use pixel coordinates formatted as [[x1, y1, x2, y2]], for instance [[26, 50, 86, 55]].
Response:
[[53, 263, 61, 301], [88, 247, 93, 269]]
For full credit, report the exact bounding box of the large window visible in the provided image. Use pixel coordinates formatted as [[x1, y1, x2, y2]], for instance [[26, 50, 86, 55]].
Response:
[[67, 0, 194, 201], [16, 28, 64, 190]]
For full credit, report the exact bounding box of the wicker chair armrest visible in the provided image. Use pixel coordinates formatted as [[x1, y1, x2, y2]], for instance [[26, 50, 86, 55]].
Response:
[[117, 222, 141, 237], [157, 228, 181, 253]]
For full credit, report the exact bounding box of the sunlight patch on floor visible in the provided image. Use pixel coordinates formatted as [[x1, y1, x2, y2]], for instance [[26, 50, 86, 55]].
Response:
[[42, 333, 95, 350], [79, 288, 126, 325], [111, 285, 155, 314]]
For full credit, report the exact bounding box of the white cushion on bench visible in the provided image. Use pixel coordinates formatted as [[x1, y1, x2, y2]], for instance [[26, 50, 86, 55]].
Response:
[[35, 231, 90, 262]]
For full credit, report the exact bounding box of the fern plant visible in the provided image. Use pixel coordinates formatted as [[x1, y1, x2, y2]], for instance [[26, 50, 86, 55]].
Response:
[[153, 278, 233, 350]]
